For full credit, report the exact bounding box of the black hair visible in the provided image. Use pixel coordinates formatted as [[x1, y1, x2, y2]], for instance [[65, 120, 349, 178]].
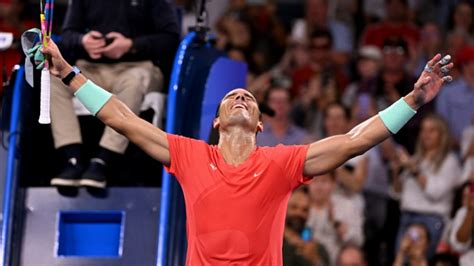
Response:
[[451, 180, 474, 218], [263, 86, 292, 104], [323, 102, 351, 121], [429, 253, 459, 266], [310, 28, 333, 47], [382, 36, 409, 55]]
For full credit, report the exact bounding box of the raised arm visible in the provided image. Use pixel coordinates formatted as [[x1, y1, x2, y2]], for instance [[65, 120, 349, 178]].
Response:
[[304, 54, 453, 176], [42, 39, 171, 166]]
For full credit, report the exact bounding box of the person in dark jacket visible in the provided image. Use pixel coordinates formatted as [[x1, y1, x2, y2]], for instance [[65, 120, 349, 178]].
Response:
[[50, 0, 179, 188]]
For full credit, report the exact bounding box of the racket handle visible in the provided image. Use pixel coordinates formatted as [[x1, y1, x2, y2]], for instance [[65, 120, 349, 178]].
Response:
[[39, 69, 51, 124]]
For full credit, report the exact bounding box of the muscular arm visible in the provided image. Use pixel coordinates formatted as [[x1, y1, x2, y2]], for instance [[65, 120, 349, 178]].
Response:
[[304, 111, 392, 176], [97, 96, 170, 166], [304, 53, 453, 177], [44, 38, 171, 166]]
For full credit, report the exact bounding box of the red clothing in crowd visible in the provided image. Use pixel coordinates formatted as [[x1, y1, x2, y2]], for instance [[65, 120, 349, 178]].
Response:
[[291, 64, 349, 98], [361, 22, 420, 48], [0, 3, 36, 90]]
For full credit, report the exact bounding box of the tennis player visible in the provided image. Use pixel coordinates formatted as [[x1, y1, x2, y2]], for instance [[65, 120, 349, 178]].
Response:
[[42, 39, 452, 265]]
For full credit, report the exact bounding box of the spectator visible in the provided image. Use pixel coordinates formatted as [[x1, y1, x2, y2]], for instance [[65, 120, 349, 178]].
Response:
[[376, 37, 414, 110], [406, 0, 440, 25], [376, 37, 424, 153], [363, 0, 386, 22], [342, 45, 382, 108], [284, 188, 331, 266], [244, 1, 287, 73], [291, 0, 353, 66], [215, 10, 262, 81], [336, 243, 367, 266], [327, 0, 358, 29], [411, 22, 444, 76], [392, 114, 463, 258], [292, 30, 349, 105], [49, 0, 179, 188], [333, 100, 371, 201], [393, 223, 431, 266], [257, 86, 311, 146], [292, 101, 349, 147], [436, 45, 474, 145], [350, 94, 399, 266], [445, 29, 470, 80], [360, 0, 419, 50], [449, 181, 474, 266], [215, 12, 252, 61], [323, 103, 350, 136], [361, 140, 399, 266], [461, 122, 474, 183], [447, 1, 474, 38], [275, 40, 310, 81], [307, 172, 364, 264]]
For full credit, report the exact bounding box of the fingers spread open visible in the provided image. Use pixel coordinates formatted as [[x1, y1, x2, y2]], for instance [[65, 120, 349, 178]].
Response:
[[433, 55, 452, 72], [426, 53, 442, 68], [424, 54, 452, 74]]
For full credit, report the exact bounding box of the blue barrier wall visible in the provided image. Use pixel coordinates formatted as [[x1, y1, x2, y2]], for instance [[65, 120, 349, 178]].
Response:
[[1, 66, 24, 266]]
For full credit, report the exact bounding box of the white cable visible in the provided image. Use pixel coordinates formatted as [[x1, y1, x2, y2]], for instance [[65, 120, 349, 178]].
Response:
[[39, 68, 51, 124]]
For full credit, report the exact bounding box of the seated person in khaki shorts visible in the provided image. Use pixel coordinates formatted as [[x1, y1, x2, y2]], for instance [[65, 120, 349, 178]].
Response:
[[50, 0, 179, 188]]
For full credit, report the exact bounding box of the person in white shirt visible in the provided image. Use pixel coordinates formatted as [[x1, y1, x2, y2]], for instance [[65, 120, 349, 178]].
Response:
[[392, 114, 462, 258], [291, 0, 353, 67], [449, 181, 474, 266], [307, 172, 364, 265], [393, 223, 430, 266], [461, 123, 474, 183]]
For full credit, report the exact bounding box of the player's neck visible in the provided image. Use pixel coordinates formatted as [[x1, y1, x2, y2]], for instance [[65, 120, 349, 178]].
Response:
[[218, 127, 256, 166]]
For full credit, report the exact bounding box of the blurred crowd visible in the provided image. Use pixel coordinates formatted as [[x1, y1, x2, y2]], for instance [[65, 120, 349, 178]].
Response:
[[206, 0, 474, 265], [2, 0, 474, 265]]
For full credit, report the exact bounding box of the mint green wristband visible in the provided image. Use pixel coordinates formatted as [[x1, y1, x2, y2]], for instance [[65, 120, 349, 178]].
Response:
[[74, 80, 112, 116], [379, 98, 416, 134]]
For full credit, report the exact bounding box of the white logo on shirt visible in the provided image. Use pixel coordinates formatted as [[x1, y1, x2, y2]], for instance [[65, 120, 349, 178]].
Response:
[[253, 172, 262, 177], [210, 163, 217, 171]]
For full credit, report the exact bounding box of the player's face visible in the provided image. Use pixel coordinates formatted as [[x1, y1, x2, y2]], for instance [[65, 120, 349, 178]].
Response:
[[215, 88, 262, 132]]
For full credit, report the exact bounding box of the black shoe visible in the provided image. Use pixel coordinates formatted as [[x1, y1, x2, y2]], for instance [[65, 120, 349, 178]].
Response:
[[51, 158, 83, 187], [80, 159, 107, 189]]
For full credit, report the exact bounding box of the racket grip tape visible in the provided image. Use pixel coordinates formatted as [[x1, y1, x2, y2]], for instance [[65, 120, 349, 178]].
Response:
[[39, 69, 51, 124]]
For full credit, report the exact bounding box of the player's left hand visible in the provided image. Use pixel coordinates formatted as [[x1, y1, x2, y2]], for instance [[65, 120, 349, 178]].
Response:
[[102, 32, 133, 59], [412, 54, 453, 107]]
